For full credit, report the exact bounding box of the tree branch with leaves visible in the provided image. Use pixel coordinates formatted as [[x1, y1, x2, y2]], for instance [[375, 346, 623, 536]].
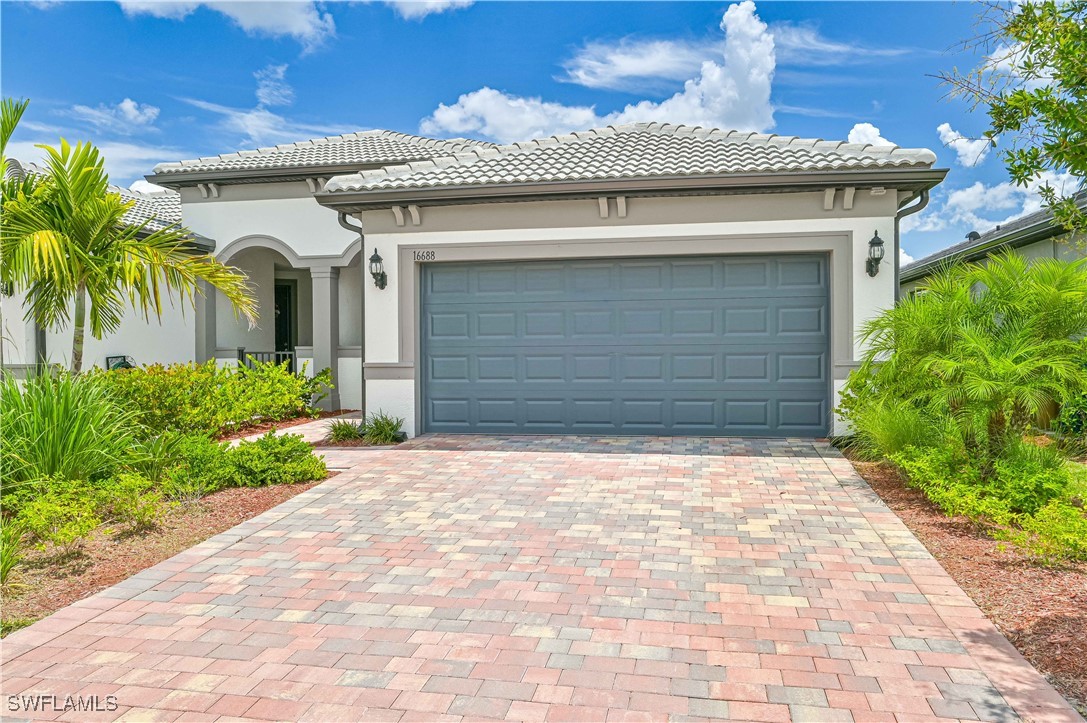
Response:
[[937, 0, 1087, 234]]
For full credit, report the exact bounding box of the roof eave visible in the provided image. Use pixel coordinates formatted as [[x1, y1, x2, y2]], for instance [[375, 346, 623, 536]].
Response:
[[900, 221, 1068, 282], [145, 160, 429, 189], [315, 168, 949, 212]]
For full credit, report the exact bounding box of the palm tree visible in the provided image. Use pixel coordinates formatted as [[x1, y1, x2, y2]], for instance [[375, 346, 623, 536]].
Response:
[[0, 98, 42, 369], [1, 132, 257, 372]]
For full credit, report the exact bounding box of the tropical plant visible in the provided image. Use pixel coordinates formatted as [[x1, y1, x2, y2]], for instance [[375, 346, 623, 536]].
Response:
[[0, 98, 45, 369], [328, 419, 364, 442], [0, 122, 257, 372], [363, 411, 406, 445], [0, 519, 27, 589], [843, 253, 1087, 460], [0, 372, 142, 489], [161, 434, 234, 503]]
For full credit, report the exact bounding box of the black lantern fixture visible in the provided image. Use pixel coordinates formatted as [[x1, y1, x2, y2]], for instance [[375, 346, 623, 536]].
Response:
[[866, 231, 885, 277], [369, 248, 387, 289]]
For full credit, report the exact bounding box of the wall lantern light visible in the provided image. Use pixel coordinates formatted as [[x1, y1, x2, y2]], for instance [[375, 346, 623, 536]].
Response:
[[369, 248, 387, 289], [866, 231, 885, 277]]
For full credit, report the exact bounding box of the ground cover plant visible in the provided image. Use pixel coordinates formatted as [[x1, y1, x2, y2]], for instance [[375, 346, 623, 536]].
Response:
[[322, 411, 406, 446], [839, 252, 1087, 562], [0, 369, 329, 625]]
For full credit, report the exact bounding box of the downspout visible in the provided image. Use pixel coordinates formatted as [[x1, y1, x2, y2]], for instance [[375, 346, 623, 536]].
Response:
[[894, 189, 930, 303], [337, 212, 366, 411]]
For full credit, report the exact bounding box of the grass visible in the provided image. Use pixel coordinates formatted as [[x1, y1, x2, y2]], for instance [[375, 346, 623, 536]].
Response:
[[0, 618, 36, 638]]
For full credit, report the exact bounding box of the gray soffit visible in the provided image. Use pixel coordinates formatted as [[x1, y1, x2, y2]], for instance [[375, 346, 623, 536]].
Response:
[[147, 130, 495, 187], [900, 189, 1087, 281], [6, 158, 214, 253], [316, 123, 944, 210]]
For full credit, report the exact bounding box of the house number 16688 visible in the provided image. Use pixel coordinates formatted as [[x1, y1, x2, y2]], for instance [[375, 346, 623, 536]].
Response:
[[413, 250, 436, 261]]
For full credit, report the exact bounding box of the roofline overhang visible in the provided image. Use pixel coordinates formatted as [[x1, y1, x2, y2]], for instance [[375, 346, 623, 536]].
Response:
[[900, 218, 1073, 282], [314, 168, 949, 213], [133, 226, 216, 254], [145, 160, 429, 189]]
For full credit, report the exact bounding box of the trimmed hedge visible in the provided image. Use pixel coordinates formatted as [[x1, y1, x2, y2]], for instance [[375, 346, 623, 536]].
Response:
[[92, 360, 332, 435]]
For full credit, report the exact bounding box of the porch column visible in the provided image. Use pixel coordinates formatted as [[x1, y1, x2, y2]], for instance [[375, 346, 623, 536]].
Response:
[[194, 280, 216, 363], [311, 266, 341, 411]]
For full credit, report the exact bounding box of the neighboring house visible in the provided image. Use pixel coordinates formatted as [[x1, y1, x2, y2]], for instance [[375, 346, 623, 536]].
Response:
[[316, 122, 946, 437], [4, 124, 947, 435], [900, 191, 1087, 294]]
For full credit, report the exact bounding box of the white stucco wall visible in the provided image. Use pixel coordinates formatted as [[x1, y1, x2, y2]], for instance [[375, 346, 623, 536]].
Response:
[[43, 298, 196, 370], [358, 191, 900, 437], [1, 294, 38, 366]]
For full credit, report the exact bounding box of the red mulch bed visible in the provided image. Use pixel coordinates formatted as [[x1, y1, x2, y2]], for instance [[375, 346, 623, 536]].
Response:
[[217, 410, 357, 441], [850, 458, 1087, 714], [2, 478, 329, 629]]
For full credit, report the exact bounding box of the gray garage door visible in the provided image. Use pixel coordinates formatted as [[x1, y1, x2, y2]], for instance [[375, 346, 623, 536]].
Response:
[[421, 254, 829, 437]]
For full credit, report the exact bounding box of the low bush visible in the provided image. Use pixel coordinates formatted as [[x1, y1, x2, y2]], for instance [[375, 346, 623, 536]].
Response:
[[162, 434, 234, 503], [0, 372, 141, 492], [889, 443, 1087, 561], [363, 411, 406, 446], [94, 360, 333, 436], [16, 479, 101, 554], [1056, 390, 1087, 442], [328, 419, 364, 442], [230, 433, 326, 487], [842, 400, 949, 461], [97, 473, 168, 531]]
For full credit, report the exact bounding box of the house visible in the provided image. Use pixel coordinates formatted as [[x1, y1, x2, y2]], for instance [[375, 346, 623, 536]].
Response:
[[900, 191, 1087, 294], [315, 123, 946, 437], [4, 123, 946, 436]]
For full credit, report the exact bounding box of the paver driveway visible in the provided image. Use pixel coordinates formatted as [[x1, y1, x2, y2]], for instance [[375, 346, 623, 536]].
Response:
[[1, 436, 1078, 722]]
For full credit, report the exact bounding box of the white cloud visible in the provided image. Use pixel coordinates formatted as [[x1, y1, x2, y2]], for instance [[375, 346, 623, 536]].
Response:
[[181, 63, 343, 147], [420, 88, 599, 145], [900, 247, 915, 265], [559, 38, 719, 92], [557, 20, 908, 93], [118, 1, 335, 51], [847, 122, 895, 147], [129, 179, 170, 194], [936, 122, 993, 167], [254, 64, 294, 107], [771, 23, 909, 66], [901, 171, 1080, 235], [65, 98, 160, 135], [423, 1, 776, 143], [384, 0, 473, 20], [182, 98, 341, 148]]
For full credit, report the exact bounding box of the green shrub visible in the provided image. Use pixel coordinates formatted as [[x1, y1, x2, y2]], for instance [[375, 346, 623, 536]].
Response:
[[1, 520, 27, 588], [230, 433, 326, 487], [840, 253, 1087, 460], [162, 434, 234, 502], [989, 441, 1073, 515], [16, 479, 101, 554], [1000, 499, 1087, 562], [328, 419, 364, 442], [0, 373, 141, 492], [844, 400, 949, 461], [129, 432, 184, 484], [93, 360, 334, 436], [97, 473, 167, 531], [1056, 390, 1087, 439], [363, 411, 406, 446]]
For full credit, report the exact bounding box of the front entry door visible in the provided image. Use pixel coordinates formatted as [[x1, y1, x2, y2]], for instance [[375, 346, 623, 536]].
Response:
[[274, 282, 296, 370]]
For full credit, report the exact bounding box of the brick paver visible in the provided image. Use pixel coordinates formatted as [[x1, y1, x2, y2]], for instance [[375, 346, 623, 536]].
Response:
[[1, 436, 1079, 721]]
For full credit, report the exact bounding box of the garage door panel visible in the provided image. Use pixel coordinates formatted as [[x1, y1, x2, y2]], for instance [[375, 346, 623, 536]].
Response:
[[422, 255, 829, 436]]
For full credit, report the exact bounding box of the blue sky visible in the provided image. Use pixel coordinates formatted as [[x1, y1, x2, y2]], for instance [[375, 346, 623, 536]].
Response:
[[2, 0, 1075, 261]]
